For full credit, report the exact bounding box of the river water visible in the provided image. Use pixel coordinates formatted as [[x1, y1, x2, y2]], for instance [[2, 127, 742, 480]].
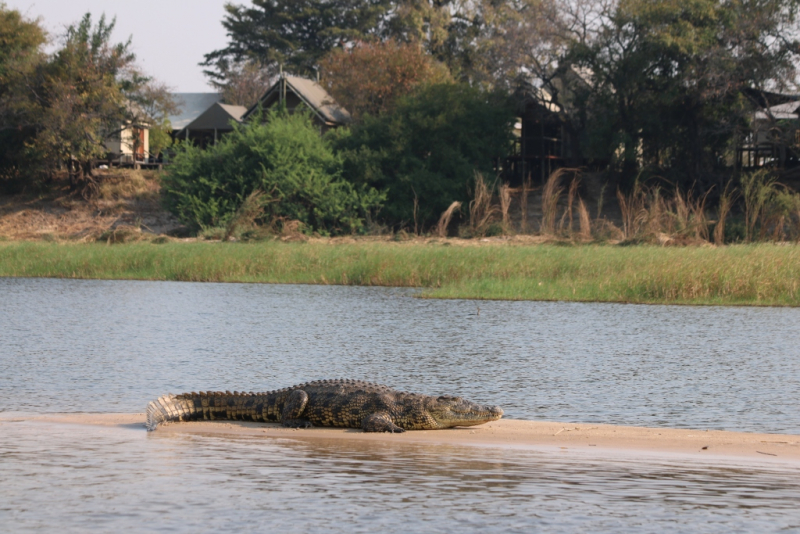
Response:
[[1, 277, 799, 532]]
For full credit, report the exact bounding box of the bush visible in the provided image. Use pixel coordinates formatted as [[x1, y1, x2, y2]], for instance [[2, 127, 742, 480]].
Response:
[[331, 83, 515, 230], [161, 108, 384, 234]]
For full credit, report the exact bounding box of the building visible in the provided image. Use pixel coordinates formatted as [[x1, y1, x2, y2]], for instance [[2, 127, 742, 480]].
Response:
[[169, 93, 224, 135], [104, 123, 149, 165], [174, 102, 247, 148], [243, 73, 351, 132], [506, 67, 593, 183], [739, 99, 800, 169]]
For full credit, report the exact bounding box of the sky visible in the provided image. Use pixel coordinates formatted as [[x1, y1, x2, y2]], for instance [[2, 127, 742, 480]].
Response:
[[5, 0, 232, 92]]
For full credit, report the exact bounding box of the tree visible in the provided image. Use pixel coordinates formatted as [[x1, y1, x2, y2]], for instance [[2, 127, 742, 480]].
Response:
[[569, 0, 800, 187], [332, 83, 515, 229], [24, 13, 175, 192], [25, 14, 135, 188], [0, 4, 46, 187], [202, 0, 393, 84], [162, 108, 384, 234], [318, 39, 451, 120], [212, 60, 274, 107]]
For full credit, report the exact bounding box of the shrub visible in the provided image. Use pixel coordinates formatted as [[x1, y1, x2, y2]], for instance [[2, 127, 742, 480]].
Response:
[[332, 83, 515, 230], [161, 108, 384, 234]]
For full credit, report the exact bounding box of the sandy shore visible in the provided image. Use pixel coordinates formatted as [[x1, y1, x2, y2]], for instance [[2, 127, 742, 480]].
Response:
[[7, 413, 799, 463]]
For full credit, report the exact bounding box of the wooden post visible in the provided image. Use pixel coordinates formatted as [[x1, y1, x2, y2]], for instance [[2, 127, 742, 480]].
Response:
[[279, 64, 285, 106]]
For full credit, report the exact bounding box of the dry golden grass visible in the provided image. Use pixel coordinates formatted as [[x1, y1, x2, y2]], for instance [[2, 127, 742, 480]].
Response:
[[436, 201, 462, 238], [468, 172, 499, 236], [499, 182, 513, 233], [0, 170, 182, 241], [540, 168, 566, 234], [577, 199, 592, 241]]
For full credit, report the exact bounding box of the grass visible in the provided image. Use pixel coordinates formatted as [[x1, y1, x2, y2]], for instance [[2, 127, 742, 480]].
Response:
[[1, 240, 799, 306]]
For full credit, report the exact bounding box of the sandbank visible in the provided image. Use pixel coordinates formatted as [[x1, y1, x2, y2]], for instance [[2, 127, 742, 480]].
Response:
[[6, 413, 799, 464]]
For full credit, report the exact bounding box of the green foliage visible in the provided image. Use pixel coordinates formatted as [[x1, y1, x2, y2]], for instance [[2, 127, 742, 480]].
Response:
[[202, 0, 393, 82], [332, 83, 515, 229], [0, 5, 46, 187], [3, 241, 800, 306], [0, 9, 175, 190], [572, 0, 800, 187], [202, 1, 538, 89], [571, 0, 799, 187], [148, 119, 172, 156], [162, 108, 384, 235], [318, 39, 452, 121], [27, 14, 134, 177]]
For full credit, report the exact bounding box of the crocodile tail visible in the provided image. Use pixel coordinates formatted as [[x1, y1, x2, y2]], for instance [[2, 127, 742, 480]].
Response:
[[146, 393, 198, 431]]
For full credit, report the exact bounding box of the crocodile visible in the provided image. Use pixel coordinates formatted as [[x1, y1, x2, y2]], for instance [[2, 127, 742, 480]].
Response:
[[146, 379, 503, 433]]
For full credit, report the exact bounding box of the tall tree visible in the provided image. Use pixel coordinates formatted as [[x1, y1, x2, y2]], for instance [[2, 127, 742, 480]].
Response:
[[318, 39, 451, 120], [202, 0, 394, 84], [570, 0, 800, 187], [213, 59, 273, 107], [333, 83, 515, 228], [25, 14, 175, 191], [27, 14, 135, 187], [0, 4, 46, 186]]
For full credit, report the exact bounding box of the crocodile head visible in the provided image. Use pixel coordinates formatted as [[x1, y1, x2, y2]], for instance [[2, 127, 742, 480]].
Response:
[[425, 395, 504, 428]]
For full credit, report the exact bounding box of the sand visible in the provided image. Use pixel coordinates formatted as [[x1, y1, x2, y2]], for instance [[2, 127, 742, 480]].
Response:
[[7, 413, 799, 464]]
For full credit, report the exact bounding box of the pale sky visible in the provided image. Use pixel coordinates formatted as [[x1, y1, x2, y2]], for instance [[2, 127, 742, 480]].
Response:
[[5, 0, 232, 92]]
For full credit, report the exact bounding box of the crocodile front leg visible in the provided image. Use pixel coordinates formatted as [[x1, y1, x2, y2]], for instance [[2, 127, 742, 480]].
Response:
[[281, 390, 312, 428], [362, 412, 405, 433]]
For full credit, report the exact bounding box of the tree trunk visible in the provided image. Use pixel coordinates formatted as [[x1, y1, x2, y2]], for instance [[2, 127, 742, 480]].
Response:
[[67, 159, 79, 191]]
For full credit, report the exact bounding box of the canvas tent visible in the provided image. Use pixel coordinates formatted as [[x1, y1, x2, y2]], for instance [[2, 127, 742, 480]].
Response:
[[168, 93, 224, 135], [176, 102, 247, 147], [243, 74, 351, 131]]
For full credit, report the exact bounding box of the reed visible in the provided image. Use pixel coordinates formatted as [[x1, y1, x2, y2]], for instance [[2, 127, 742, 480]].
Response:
[[741, 170, 778, 242], [225, 189, 268, 240], [468, 172, 499, 236], [520, 173, 532, 233], [2, 241, 799, 306], [559, 175, 580, 234], [617, 181, 647, 239], [499, 182, 513, 234], [436, 201, 462, 238], [615, 182, 711, 243], [540, 169, 567, 234], [577, 198, 592, 241]]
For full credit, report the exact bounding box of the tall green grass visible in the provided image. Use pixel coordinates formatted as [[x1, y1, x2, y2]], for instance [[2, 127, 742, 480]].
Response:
[[1, 241, 799, 305]]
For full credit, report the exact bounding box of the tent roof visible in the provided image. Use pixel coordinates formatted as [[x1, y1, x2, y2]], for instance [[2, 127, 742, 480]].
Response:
[[755, 100, 800, 120], [181, 102, 247, 132], [244, 75, 351, 125], [169, 93, 224, 130]]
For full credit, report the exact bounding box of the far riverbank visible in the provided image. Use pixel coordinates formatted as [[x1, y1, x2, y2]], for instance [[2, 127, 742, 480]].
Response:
[[1, 240, 798, 306]]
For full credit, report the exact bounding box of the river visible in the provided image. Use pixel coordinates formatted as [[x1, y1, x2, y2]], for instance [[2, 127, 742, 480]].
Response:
[[1, 278, 799, 532]]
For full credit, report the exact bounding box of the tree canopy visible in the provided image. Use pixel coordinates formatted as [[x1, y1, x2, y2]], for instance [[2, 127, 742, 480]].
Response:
[[318, 39, 451, 121], [0, 7, 175, 193], [569, 0, 800, 187], [332, 83, 515, 228], [0, 5, 47, 185], [202, 0, 394, 83]]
